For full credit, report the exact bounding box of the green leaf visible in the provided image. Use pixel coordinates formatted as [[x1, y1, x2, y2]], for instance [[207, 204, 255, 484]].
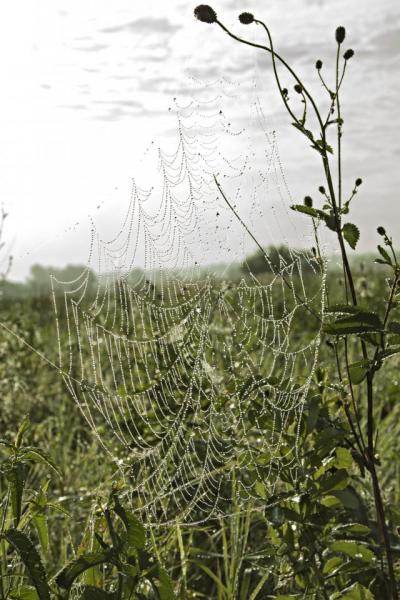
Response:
[[331, 582, 374, 599], [332, 488, 361, 510], [79, 586, 116, 600], [20, 448, 60, 477], [322, 555, 345, 575], [324, 312, 383, 336], [377, 245, 392, 264], [342, 223, 360, 250], [5, 464, 25, 527], [2, 529, 51, 600], [348, 361, 370, 384], [113, 495, 145, 550], [32, 514, 49, 555], [55, 549, 117, 591], [15, 416, 30, 449], [152, 568, 176, 600], [334, 447, 353, 469], [290, 205, 320, 218], [9, 587, 40, 600], [329, 540, 375, 562], [333, 523, 370, 536], [376, 346, 400, 362], [387, 321, 400, 334], [319, 469, 349, 492]]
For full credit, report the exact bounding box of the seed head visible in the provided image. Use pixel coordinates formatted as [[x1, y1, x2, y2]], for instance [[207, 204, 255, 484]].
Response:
[[355, 178, 362, 187], [377, 226, 386, 236], [335, 26, 346, 44], [316, 59, 323, 70], [343, 49, 354, 60], [239, 12, 254, 24], [318, 186, 326, 194], [194, 5, 217, 24], [304, 196, 313, 208], [294, 83, 303, 94]]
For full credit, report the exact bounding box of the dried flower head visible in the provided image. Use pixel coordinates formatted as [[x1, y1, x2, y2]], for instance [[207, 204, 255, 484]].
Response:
[[335, 26, 346, 44], [344, 49, 354, 60], [239, 12, 254, 24], [304, 196, 313, 207], [294, 83, 303, 94], [377, 226, 386, 236], [355, 178, 362, 187], [194, 5, 217, 24], [316, 59, 323, 70]]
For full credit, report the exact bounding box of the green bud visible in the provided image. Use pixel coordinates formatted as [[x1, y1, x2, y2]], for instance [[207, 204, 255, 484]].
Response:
[[316, 59, 323, 70], [294, 83, 303, 94], [355, 178, 362, 186], [377, 226, 386, 236], [318, 186, 326, 194]]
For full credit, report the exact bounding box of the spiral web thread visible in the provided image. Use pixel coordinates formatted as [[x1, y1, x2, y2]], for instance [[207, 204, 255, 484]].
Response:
[[50, 80, 326, 525]]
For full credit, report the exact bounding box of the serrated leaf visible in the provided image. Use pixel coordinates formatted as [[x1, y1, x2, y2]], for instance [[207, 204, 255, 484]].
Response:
[[377, 245, 392, 264], [152, 568, 176, 600], [330, 540, 375, 562], [332, 582, 374, 599], [20, 448, 60, 477], [55, 549, 117, 590], [334, 447, 353, 469], [2, 529, 51, 600], [9, 587, 40, 600], [5, 464, 25, 527], [324, 312, 383, 336], [342, 223, 360, 250], [79, 586, 116, 600], [388, 321, 400, 334], [290, 204, 319, 218], [113, 495, 145, 550], [322, 555, 345, 575], [348, 361, 370, 384]]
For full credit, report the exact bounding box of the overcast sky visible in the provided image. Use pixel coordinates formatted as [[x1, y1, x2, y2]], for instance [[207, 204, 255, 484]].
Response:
[[0, 0, 399, 280]]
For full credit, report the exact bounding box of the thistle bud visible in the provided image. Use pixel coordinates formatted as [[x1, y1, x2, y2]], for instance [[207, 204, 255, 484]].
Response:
[[194, 5, 217, 23], [294, 83, 303, 94], [316, 59, 323, 70], [355, 178, 362, 187], [335, 26, 346, 44], [318, 186, 326, 194], [343, 49, 354, 60], [304, 196, 313, 207], [377, 226, 386, 236], [239, 12, 254, 24]]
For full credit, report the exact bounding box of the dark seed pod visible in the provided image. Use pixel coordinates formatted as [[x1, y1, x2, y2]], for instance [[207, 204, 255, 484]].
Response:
[[304, 196, 313, 207], [282, 88, 289, 97], [335, 26, 346, 44], [194, 5, 217, 24], [239, 12, 254, 24], [294, 83, 303, 94], [377, 226, 386, 236], [316, 59, 323, 70], [318, 186, 326, 194], [343, 49, 354, 60], [355, 178, 362, 187]]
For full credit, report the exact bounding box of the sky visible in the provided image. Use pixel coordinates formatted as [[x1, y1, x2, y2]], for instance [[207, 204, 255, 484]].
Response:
[[0, 0, 399, 280]]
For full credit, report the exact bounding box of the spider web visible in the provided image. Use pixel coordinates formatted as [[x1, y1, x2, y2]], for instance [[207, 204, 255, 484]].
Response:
[[49, 80, 326, 525]]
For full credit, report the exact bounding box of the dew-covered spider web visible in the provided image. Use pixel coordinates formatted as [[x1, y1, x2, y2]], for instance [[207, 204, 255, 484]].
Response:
[[48, 79, 326, 526]]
